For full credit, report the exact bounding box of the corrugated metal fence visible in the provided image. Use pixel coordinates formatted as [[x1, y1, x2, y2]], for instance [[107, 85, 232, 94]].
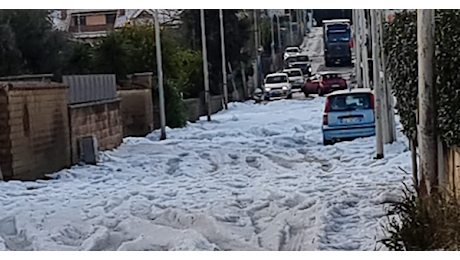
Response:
[[63, 74, 117, 105]]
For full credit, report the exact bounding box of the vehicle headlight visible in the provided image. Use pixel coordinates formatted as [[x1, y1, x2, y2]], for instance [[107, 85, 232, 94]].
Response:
[[265, 87, 271, 92], [308, 67, 312, 72], [282, 86, 288, 90], [296, 79, 302, 83]]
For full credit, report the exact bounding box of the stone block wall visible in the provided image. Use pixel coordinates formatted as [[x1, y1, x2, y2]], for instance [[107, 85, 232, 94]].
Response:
[[0, 82, 70, 180], [69, 99, 123, 164], [118, 89, 153, 137]]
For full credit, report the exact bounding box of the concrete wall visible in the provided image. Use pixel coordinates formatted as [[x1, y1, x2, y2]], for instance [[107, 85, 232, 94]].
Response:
[[0, 87, 11, 180], [118, 89, 153, 137], [0, 82, 71, 180], [183, 98, 200, 123], [69, 99, 123, 165]]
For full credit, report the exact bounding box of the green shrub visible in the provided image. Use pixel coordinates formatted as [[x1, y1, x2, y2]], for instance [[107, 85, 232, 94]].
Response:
[[384, 9, 460, 146], [380, 184, 460, 250]]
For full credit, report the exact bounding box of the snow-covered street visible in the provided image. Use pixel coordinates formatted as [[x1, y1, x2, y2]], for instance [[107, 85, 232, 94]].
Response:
[[0, 97, 411, 251], [0, 26, 412, 251]]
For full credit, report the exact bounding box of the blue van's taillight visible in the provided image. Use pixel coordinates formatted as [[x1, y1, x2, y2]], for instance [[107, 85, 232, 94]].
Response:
[[323, 114, 328, 125]]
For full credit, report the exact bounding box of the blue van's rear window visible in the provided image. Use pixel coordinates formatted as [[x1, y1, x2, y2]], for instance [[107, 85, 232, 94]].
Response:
[[329, 93, 372, 111]]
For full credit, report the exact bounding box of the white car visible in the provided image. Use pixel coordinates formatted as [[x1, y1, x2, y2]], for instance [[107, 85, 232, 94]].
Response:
[[282, 68, 304, 89], [283, 47, 301, 60], [263, 73, 292, 101]]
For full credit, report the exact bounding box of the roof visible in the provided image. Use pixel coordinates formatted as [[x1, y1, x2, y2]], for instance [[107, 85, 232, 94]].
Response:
[[318, 71, 342, 75], [282, 68, 302, 72], [327, 88, 373, 96], [285, 46, 300, 50], [265, 73, 289, 78], [323, 19, 350, 24], [290, 62, 310, 65]]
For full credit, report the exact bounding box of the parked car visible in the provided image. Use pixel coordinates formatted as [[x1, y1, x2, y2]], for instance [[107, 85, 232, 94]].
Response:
[[282, 68, 304, 89], [295, 54, 309, 62], [263, 73, 292, 101], [283, 47, 301, 60], [302, 71, 347, 96], [284, 56, 298, 68], [289, 62, 312, 77], [322, 89, 376, 145]]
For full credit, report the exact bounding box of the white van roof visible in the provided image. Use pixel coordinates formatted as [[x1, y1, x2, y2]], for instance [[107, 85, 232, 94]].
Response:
[[327, 88, 373, 97]]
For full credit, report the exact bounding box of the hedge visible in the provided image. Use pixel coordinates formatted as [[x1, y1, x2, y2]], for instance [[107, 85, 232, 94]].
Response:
[[384, 10, 460, 146]]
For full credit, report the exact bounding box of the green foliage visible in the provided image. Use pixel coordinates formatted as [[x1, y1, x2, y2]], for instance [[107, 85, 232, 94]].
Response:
[[384, 10, 460, 146], [0, 9, 69, 76], [62, 42, 93, 75], [93, 32, 131, 79], [384, 10, 418, 141], [0, 23, 23, 75], [180, 10, 252, 94], [380, 184, 460, 250], [92, 25, 200, 128]]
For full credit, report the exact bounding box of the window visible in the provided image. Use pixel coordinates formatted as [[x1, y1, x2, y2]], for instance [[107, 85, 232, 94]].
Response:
[[329, 94, 372, 111], [106, 13, 116, 24], [73, 16, 86, 26], [286, 71, 302, 77], [266, 76, 288, 84]]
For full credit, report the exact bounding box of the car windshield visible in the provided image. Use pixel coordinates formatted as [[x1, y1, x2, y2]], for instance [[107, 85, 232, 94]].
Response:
[[292, 64, 307, 69], [329, 93, 372, 111], [296, 55, 309, 61], [286, 48, 299, 53], [327, 32, 350, 42], [285, 71, 302, 77], [266, 76, 288, 84]]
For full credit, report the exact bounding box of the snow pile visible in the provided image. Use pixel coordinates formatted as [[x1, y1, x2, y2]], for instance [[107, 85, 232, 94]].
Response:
[[0, 97, 411, 251]]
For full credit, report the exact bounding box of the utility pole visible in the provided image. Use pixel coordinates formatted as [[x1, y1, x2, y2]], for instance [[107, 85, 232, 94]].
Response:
[[289, 10, 294, 46], [378, 9, 396, 143], [219, 9, 228, 110], [374, 9, 390, 144], [371, 9, 384, 159], [276, 14, 282, 52], [417, 9, 438, 194], [200, 9, 211, 121], [254, 9, 260, 90], [154, 9, 166, 140], [360, 9, 370, 89], [270, 14, 276, 72], [353, 9, 363, 88]]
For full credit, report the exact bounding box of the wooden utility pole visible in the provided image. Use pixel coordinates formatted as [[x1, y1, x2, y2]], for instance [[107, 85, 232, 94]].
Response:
[[270, 14, 276, 72], [372, 9, 393, 144], [219, 9, 229, 110], [417, 9, 438, 194], [276, 15, 282, 52], [353, 9, 363, 88], [359, 9, 370, 89], [378, 9, 397, 143], [254, 10, 260, 90], [371, 9, 384, 159], [154, 9, 166, 140], [200, 9, 211, 121], [289, 10, 294, 46]]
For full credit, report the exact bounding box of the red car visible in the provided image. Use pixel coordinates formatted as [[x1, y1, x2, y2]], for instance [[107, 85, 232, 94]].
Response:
[[302, 71, 348, 97]]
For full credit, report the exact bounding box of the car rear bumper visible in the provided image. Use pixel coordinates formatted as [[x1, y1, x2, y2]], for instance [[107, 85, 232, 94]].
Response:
[[322, 124, 375, 141], [266, 90, 291, 98]]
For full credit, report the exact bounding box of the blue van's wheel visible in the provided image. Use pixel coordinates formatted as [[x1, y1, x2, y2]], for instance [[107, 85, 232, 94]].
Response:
[[323, 138, 333, 145]]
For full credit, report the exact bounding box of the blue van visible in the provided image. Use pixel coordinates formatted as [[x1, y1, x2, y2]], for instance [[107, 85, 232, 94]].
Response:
[[322, 89, 376, 145]]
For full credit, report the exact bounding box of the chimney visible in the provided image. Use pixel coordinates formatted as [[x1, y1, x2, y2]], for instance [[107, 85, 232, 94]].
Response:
[[60, 9, 67, 20], [119, 9, 125, 16]]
